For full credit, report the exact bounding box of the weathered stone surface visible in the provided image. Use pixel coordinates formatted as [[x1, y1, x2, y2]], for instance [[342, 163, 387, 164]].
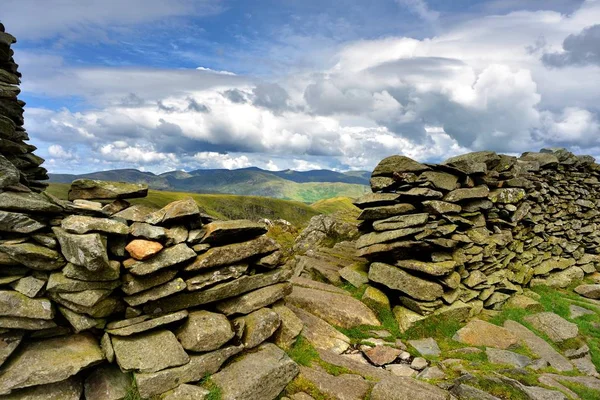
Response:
[[358, 204, 417, 221], [0, 242, 65, 271], [0, 378, 83, 400], [422, 200, 462, 215], [372, 155, 431, 177], [488, 188, 526, 204], [186, 236, 278, 271], [357, 227, 426, 249], [385, 364, 417, 378], [408, 338, 441, 356], [161, 384, 210, 400], [354, 193, 401, 208], [121, 269, 177, 295], [123, 278, 186, 306], [176, 310, 234, 352], [286, 286, 380, 328], [0, 334, 103, 395], [504, 320, 573, 371], [533, 257, 576, 275], [145, 198, 200, 225], [128, 243, 196, 276], [396, 259, 455, 277], [125, 239, 164, 260], [84, 365, 130, 400], [363, 345, 402, 366], [299, 366, 371, 400], [272, 302, 304, 349], [112, 330, 189, 373], [443, 186, 490, 202], [373, 213, 429, 231], [451, 384, 500, 400], [185, 264, 248, 291], [505, 295, 543, 312], [570, 305, 595, 319], [107, 311, 188, 336], [575, 284, 600, 299], [100, 333, 114, 363], [9, 276, 45, 298], [53, 228, 110, 272], [145, 269, 289, 314], [135, 345, 243, 398], [113, 204, 156, 222], [0, 331, 23, 368], [523, 312, 578, 343], [288, 305, 350, 354], [201, 220, 267, 245], [129, 222, 167, 240], [369, 262, 443, 301], [370, 377, 450, 400], [47, 272, 120, 292], [0, 211, 45, 233], [453, 319, 519, 349], [216, 283, 292, 315], [419, 171, 459, 191], [0, 154, 19, 189], [61, 215, 128, 235], [531, 266, 584, 288], [63, 260, 120, 282], [59, 289, 111, 307], [212, 343, 299, 400], [417, 366, 446, 380], [0, 290, 53, 320], [0, 317, 57, 330], [486, 347, 531, 367], [520, 152, 559, 167], [236, 308, 281, 348], [68, 179, 148, 201]]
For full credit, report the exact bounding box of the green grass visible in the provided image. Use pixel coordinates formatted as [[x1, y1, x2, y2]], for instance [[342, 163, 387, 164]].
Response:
[[286, 336, 320, 367], [198, 375, 223, 400], [311, 197, 361, 222], [474, 378, 529, 400], [45, 183, 321, 227], [123, 378, 141, 400], [558, 381, 600, 400]]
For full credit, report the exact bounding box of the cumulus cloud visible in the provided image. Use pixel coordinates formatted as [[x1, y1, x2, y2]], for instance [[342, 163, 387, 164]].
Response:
[[542, 24, 600, 67]]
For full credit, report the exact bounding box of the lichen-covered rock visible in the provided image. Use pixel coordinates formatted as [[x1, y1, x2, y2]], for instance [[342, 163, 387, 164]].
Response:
[[112, 330, 189, 373], [524, 312, 579, 343], [61, 215, 128, 235], [68, 179, 148, 201], [212, 343, 299, 400], [0, 334, 103, 395], [200, 220, 267, 245], [176, 310, 234, 352], [186, 236, 279, 271], [453, 319, 519, 349], [0, 242, 65, 271], [84, 365, 131, 400], [369, 263, 443, 302], [236, 308, 281, 348], [216, 283, 292, 315], [53, 228, 110, 272], [127, 243, 196, 276], [372, 155, 431, 177]]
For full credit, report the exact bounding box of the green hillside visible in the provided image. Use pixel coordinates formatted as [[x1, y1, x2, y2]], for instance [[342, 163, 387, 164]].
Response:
[[49, 167, 370, 203], [311, 197, 361, 222], [45, 183, 321, 227]]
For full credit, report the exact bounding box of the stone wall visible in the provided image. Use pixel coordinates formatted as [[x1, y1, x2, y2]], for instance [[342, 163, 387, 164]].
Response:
[[355, 149, 600, 331], [0, 23, 48, 193], [0, 25, 300, 399]]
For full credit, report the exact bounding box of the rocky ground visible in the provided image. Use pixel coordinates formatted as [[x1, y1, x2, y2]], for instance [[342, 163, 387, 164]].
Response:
[[275, 217, 600, 400]]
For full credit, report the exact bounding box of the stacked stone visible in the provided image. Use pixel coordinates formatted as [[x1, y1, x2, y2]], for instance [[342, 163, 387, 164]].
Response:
[[355, 149, 600, 332], [0, 178, 299, 399], [0, 24, 48, 192]]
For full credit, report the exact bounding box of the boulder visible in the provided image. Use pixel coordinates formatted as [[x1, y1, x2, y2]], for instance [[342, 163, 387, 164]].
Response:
[[271, 302, 304, 349], [53, 228, 110, 271], [363, 345, 402, 366], [408, 338, 441, 357], [288, 305, 350, 354], [453, 319, 519, 349], [176, 310, 234, 352], [112, 330, 189, 373], [486, 348, 531, 368], [144, 198, 200, 225], [0, 334, 103, 394], [520, 152, 559, 168], [299, 366, 371, 400], [286, 286, 380, 328], [211, 343, 299, 400], [68, 179, 148, 201]]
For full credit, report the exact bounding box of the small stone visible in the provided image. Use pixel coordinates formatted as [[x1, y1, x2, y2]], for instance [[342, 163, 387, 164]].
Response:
[[161, 384, 209, 400], [271, 302, 304, 349], [411, 357, 428, 371], [58, 307, 100, 333], [574, 284, 600, 299], [127, 244, 196, 276], [289, 306, 350, 354], [362, 286, 390, 310], [417, 366, 446, 380], [363, 345, 402, 366], [200, 220, 267, 245], [422, 200, 462, 215], [59, 289, 111, 307], [565, 344, 589, 359], [121, 269, 177, 295], [185, 264, 248, 291], [125, 239, 164, 260], [123, 278, 186, 307], [443, 186, 490, 202], [63, 260, 120, 282], [373, 213, 429, 231], [524, 312, 579, 343], [408, 338, 441, 357], [357, 204, 417, 221], [369, 262, 443, 302], [0, 290, 53, 320], [112, 330, 189, 373], [488, 188, 526, 204], [385, 364, 417, 377], [185, 236, 279, 271], [10, 276, 45, 298], [299, 366, 371, 400], [339, 263, 369, 287], [129, 222, 167, 241], [145, 198, 200, 225], [506, 295, 544, 312], [176, 310, 234, 352], [570, 305, 595, 319]]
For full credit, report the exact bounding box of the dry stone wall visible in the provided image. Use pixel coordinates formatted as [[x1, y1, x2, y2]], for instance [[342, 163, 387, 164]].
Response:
[[355, 149, 600, 331], [0, 25, 300, 399]]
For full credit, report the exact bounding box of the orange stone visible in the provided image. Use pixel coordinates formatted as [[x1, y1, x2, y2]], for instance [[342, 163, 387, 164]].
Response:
[[125, 239, 164, 261]]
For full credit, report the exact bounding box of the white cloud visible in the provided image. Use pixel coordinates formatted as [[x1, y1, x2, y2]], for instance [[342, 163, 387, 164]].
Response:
[[395, 0, 440, 22], [192, 152, 252, 169]]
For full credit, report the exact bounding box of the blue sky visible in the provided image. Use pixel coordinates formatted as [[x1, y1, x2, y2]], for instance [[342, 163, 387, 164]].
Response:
[[2, 0, 600, 173]]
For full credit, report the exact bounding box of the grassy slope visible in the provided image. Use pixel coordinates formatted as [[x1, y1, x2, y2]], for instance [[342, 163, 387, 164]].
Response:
[[311, 197, 361, 222], [46, 183, 321, 227]]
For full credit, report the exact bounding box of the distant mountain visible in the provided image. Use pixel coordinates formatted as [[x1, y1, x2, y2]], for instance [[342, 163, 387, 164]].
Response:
[[48, 167, 371, 203]]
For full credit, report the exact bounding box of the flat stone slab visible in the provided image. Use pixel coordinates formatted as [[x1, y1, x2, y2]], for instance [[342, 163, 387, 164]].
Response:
[[0, 211, 45, 234], [504, 320, 573, 372], [212, 343, 299, 400], [0, 242, 65, 271], [363, 345, 403, 366], [288, 305, 350, 354], [123, 278, 186, 306], [161, 384, 210, 400], [575, 284, 600, 299], [286, 286, 380, 328], [53, 228, 110, 272], [0, 334, 103, 394], [135, 345, 243, 398], [216, 282, 292, 315], [299, 366, 371, 400], [486, 347, 532, 368], [523, 312, 579, 343], [0, 290, 54, 320], [570, 304, 595, 319], [128, 244, 196, 276], [68, 179, 148, 201], [453, 319, 519, 349], [112, 330, 189, 373], [0, 191, 63, 213], [61, 215, 128, 235], [185, 236, 279, 271], [106, 311, 188, 336], [0, 331, 23, 367], [370, 377, 450, 400], [0, 377, 82, 400], [236, 308, 281, 348], [185, 264, 248, 291], [408, 338, 441, 357], [369, 262, 443, 302], [84, 365, 130, 400], [200, 220, 267, 245]]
